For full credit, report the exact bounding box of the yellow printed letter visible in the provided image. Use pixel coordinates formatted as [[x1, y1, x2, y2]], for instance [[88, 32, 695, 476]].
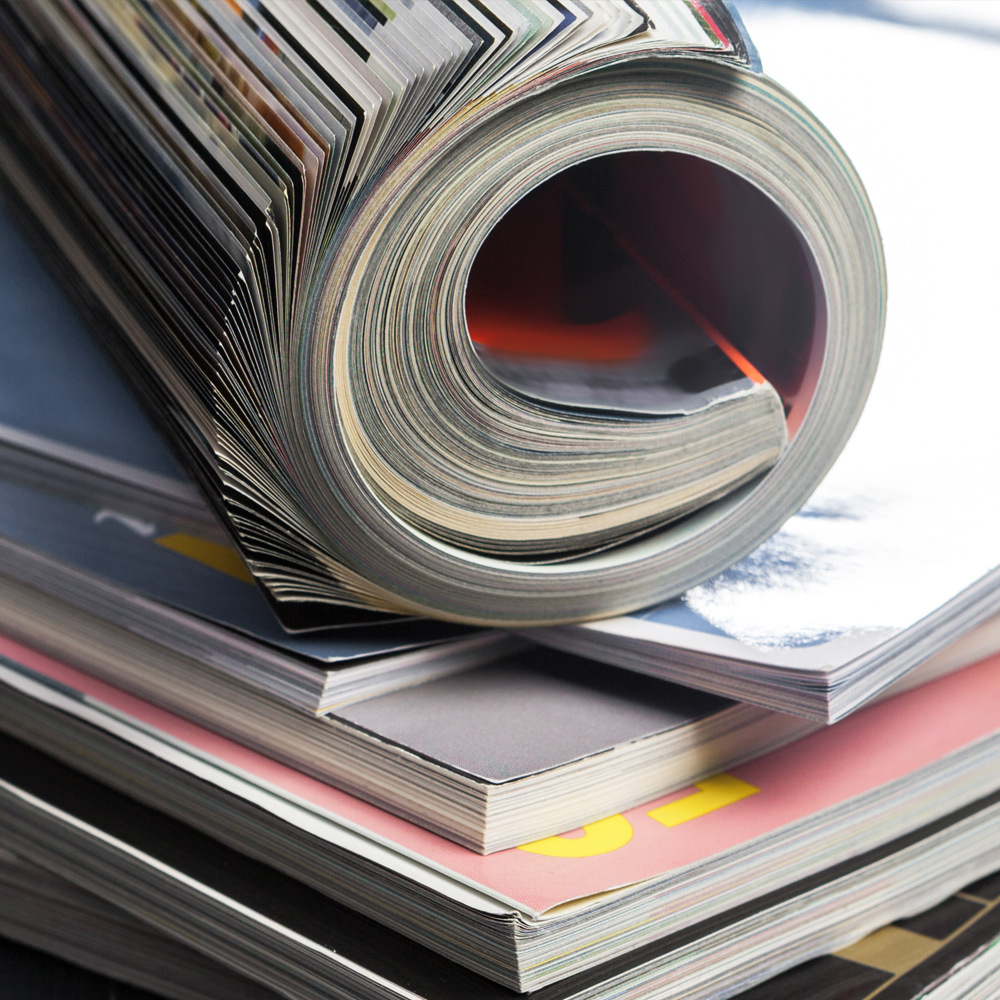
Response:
[[155, 533, 256, 584], [518, 815, 633, 857], [646, 774, 758, 828]]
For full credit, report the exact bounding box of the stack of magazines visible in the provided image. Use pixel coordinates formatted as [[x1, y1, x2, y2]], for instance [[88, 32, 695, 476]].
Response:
[[0, 1, 999, 999]]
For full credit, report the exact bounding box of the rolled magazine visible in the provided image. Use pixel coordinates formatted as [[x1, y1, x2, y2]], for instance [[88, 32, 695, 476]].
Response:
[[0, 1, 885, 626]]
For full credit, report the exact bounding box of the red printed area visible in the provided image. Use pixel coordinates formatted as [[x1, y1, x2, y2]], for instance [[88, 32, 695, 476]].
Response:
[[465, 151, 824, 428], [466, 181, 655, 363]]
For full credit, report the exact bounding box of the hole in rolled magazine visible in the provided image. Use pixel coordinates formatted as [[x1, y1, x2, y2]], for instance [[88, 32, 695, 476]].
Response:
[[465, 151, 823, 434]]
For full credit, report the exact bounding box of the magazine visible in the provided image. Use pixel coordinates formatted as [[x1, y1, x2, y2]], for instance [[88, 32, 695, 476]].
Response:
[[0, 0, 884, 626]]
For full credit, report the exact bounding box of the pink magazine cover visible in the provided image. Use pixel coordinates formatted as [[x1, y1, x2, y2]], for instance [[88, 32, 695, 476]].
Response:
[[1, 630, 998, 916]]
